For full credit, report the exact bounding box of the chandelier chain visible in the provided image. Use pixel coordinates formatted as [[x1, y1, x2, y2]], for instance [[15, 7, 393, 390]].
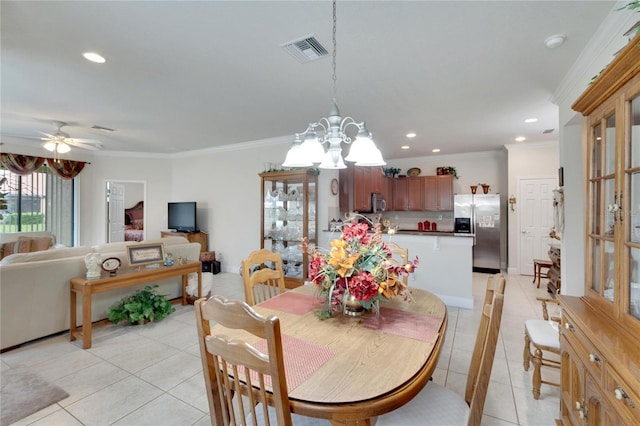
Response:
[[332, 0, 337, 102]]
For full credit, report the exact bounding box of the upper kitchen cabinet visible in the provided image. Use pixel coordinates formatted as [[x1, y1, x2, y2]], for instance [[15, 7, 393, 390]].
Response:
[[407, 177, 424, 211], [339, 165, 389, 213], [424, 175, 453, 211], [392, 177, 409, 211]]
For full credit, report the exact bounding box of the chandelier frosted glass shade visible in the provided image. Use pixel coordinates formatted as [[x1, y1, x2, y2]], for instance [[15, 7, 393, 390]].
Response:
[[282, 134, 313, 168]]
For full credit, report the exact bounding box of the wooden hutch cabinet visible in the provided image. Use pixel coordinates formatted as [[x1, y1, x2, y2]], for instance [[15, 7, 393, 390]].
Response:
[[558, 34, 640, 425], [260, 170, 317, 288]]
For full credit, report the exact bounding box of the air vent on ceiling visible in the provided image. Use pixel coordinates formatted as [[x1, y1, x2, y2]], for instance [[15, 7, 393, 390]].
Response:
[[281, 34, 328, 63], [543, 128, 555, 134]]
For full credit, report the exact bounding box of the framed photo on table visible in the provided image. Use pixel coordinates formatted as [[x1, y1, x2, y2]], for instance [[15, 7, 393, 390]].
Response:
[[127, 243, 165, 267]]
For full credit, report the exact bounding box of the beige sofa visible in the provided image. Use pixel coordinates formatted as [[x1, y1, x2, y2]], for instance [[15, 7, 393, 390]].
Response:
[[0, 234, 201, 350]]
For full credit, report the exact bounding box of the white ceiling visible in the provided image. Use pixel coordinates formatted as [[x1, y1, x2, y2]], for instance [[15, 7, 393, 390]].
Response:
[[0, 1, 617, 160]]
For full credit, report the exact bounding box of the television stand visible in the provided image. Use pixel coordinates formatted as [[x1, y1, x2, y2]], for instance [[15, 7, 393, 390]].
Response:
[[161, 230, 208, 253]]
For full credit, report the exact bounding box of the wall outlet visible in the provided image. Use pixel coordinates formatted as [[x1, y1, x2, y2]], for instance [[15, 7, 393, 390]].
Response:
[[438, 215, 443, 220]]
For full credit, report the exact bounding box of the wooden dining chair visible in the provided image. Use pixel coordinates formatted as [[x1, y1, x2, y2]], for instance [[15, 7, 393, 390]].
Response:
[[195, 295, 327, 426], [242, 249, 286, 305], [388, 242, 409, 285], [377, 276, 505, 426], [523, 297, 560, 399]]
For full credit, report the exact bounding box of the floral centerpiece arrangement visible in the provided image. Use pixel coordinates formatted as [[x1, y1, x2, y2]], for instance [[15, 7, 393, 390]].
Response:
[[302, 218, 419, 318]]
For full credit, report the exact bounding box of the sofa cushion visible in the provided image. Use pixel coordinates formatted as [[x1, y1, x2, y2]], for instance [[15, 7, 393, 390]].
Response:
[[15, 237, 33, 254], [0, 242, 16, 259], [28, 236, 54, 251], [0, 246, 93, 265]]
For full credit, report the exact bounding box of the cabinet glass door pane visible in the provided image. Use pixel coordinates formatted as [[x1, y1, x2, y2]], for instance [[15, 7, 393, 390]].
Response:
[[605, 179, 615, 236], [605, 114, 616, 175], [630, 247, 640, 319], [592, 239, 601, 293], [308, 181, 316, 240], [604, 241, 614, 302], [631, 172, 640, 243], [591, 181, 601, 235], [630, 96, 640, 168], [591, 123, 602, 178]]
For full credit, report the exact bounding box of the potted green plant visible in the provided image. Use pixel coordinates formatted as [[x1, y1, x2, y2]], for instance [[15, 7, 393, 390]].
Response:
[[108, 285, 175, 325], [383, 167, 401, 177]]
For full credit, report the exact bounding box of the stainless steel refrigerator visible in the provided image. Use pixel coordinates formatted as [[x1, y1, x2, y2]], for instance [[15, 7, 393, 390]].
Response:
[[454, 194, 501, 273]]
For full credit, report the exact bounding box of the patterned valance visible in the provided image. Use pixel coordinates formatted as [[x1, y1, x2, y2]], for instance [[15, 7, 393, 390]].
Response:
[[0, 153, 88, 180]]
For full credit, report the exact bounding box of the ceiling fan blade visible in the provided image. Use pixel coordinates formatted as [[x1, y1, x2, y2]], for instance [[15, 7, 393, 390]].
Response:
[[66, 140, 102, 150], [66, 138, 102, 145]]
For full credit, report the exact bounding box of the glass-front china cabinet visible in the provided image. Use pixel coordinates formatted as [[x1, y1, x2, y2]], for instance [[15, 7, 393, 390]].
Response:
[[558, 34, 640, 426], [260, 169, 317, 288]]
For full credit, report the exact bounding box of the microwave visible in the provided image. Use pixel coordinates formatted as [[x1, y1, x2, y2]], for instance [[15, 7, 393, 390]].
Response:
[[370, 193, 387, 213]]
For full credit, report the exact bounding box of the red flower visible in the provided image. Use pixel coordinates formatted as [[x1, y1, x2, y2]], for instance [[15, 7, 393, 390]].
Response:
[[342, 222, 371, 245], [348, 270, 379, 302]]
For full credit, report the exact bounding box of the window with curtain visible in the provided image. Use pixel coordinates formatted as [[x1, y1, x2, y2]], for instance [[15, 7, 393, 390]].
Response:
[[0, 164, 75, 246]]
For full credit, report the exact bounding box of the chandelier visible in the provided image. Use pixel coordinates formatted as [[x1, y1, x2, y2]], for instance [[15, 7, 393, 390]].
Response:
[[283, 0, 385, 170]]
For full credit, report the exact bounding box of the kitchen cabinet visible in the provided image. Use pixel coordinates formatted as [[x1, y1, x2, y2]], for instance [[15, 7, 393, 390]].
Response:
[[339, 165, 387, 213], [424, 175, 453, 211], [407, 177, 423, 211], [392, 177, 408, 211], [260, 170, 317, 288], [557, 32, 640, 425], [436, 175, 453, 210]]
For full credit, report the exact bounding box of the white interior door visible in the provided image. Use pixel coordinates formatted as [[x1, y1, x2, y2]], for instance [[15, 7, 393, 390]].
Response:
[[108, 182, 125, 243], [519, 178, 556, 275]]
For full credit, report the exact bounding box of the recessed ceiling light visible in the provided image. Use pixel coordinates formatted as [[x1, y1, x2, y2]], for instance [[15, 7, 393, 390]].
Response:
[[401, 145, 410, 150], [524, 118, 538, 123], [515, 136, 526, 142], [83, 52, 106, 63], [432, 148, 441, 153], [544, 34, 566, 49], [406, 132, 417, 138]]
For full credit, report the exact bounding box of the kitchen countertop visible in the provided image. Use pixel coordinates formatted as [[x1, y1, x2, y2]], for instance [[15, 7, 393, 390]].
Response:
[[395, 230, 455, 236]]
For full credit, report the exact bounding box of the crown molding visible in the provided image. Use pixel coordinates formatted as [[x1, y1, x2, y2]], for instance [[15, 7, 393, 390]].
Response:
[[552, 4, 638, 108]]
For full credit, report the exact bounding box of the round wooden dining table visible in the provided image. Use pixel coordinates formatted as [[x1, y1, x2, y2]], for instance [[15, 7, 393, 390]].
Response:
[[215, 284, 447, 426]]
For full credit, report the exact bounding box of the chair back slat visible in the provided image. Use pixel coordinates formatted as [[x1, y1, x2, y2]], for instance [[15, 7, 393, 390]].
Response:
[[465, 273, 505, 403], [195, 295, 293, 426], [242, 249, 287, 305], [467, 293, 504, 425]]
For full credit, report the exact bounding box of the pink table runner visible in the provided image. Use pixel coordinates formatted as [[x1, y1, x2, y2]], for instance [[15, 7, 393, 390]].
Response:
[[362, 307, 442, 342], [257, 292, 321, 316], [255, 335, 336, 392]]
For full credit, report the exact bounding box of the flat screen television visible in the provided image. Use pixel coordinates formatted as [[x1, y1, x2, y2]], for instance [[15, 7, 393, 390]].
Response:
[[168, 202, 197, 232]]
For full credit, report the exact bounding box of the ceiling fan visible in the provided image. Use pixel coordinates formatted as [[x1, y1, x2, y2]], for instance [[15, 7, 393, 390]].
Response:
[[39, 121, 103, 153]]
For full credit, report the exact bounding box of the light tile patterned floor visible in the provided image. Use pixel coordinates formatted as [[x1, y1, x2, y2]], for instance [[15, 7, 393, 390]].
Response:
[[1, 272, 560, 425]]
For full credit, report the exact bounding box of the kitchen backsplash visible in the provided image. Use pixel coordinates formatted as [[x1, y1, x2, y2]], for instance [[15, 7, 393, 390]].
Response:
[[362, 210, 455, 232]]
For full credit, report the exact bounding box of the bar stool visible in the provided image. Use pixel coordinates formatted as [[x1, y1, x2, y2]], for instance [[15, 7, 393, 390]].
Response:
[[532, 259, 552, 288]]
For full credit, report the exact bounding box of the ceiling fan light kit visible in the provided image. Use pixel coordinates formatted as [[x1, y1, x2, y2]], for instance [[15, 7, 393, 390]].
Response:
[[42, 141, 71, 153], [283, 0, 385, 170]]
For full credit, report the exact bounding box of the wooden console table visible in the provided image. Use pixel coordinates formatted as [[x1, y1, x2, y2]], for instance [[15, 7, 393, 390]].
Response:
[[70, 262, 202, 349]]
